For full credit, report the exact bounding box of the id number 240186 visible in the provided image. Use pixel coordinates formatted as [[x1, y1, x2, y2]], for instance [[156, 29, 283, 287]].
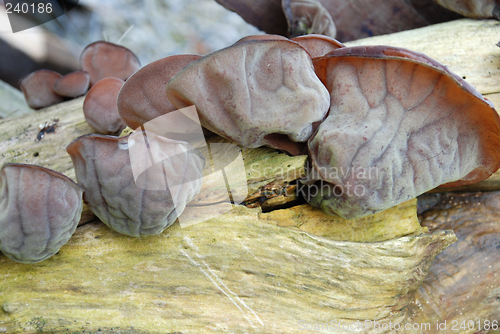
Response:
[[451, 320, 498, 331], [6, 2, 53, 14]]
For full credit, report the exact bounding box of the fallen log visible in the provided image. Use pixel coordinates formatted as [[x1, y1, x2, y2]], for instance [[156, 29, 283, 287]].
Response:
[[0, 18, 498, 334]]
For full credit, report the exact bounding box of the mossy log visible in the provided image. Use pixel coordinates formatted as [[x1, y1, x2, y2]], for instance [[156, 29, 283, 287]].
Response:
[[0, 18, 498, 333]]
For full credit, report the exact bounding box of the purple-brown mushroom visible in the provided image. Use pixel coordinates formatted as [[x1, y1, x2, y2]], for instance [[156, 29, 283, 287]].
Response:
[[19, 69, 65, 110], [52, 71, 90, 98], [83, 77, 126, 135], [234, 34, 289, 44], [117, 54, 202, 130], [166, 39, 330, 156], [291, 34, 344, 58], [80, 41, 141, 87], [0, 164, 83, 263], [66, 132, 205, 237], [303, 45, 500, 219]]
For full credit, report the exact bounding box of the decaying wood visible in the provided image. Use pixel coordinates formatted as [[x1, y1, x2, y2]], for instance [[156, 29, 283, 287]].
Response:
[[410, 191, 500, 331], [0, 18, 498, 333], [0, 207, 454, 333]]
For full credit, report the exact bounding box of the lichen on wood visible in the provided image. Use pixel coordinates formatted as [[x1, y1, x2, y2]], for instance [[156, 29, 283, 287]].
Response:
[[0, 206, 454, 333]]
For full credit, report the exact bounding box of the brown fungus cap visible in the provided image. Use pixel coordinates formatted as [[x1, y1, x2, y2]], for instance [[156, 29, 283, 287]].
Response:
[[304, 45, 500, 219], [166, 39, 330, 155], [66, 133, 205, 237], [19, 69, 65, 110], [117, 54, 202, 130], [80, 41, 140, 87], [291, 34, 344, 58], [52, 71, 90, 98], [83, 77, 126, 135], [0, 164, 83, 263], [234, 34, 289, 45]]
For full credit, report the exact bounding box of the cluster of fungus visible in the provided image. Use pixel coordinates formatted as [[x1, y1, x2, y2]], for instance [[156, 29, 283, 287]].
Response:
[[2, 34, 500, 263], [19, 41, 140, 134]]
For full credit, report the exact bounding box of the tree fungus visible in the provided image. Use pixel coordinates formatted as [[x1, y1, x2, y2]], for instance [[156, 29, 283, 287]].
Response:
[[80, 41, 141, 87], [166, 39, 330, 156], [83, 77, 126, 135], [304, 45, 500, 219], [66, 132, 205, 237], [117, 54, 202, 130], [0, 164, 83, 263], [52, 71, 90, 98], [19, 69, 64, 110], [291, 34, 344, 58]]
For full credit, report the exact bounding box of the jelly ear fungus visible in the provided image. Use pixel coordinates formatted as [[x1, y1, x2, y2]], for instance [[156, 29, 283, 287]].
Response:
[[0, 164, 83, 263]]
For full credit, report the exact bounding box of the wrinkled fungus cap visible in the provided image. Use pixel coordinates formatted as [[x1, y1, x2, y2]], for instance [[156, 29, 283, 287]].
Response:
[[83, 77, 126, 135], [117, 54, 202, 130], [19, 69, 65, 110], [66, 132, 205, 237], [0, 164, 83, 263], [80, 41, 141, 87], [52, 71, 90, 98], [166, 39, 330, 155], [305, 45, 500, 219]]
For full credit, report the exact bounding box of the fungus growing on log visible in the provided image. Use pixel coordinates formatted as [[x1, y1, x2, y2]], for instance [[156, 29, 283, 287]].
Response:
[[66, 132, 205, 237], [117, 54, 202, 129], [303, 45, 500, 219], [0, 164, 83, 263], [19, 69, 65, 110], [80, 41, 141, 87], [83, 77, 126, 135], [166, 40, 330, 156], [52, 71, 90, 98]]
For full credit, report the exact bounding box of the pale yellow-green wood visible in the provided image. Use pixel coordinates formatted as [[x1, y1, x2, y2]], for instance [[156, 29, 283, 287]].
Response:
[[260, 198, 427, 242], [0, 206, 455, 334]]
